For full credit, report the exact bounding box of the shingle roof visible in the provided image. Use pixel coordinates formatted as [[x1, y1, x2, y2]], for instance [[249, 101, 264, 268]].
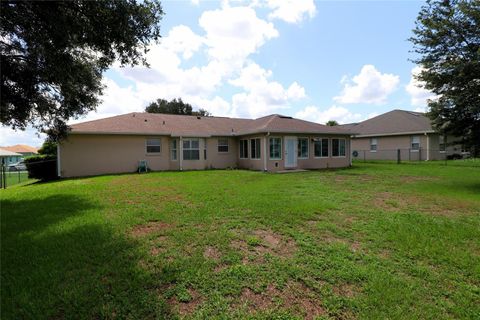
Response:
[[1, 144, 38, 153], [0, 148, 22, 157], [69, 113, 351, 137], [341, 110, 434, 136]]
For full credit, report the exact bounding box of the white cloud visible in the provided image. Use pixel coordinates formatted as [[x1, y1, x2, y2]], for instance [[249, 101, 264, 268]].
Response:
[[295, 105, 366, 125], [199, 6, 278, 66], [161, 25, 204, 60], [405, 66, 436, 107], [229, 62, 306, 118], [334, 65, 400, 105], [267, 0, 316, 24], [0, 126, 46, 148]]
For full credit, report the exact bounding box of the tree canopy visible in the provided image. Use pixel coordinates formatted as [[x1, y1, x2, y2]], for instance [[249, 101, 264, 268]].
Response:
[[325, 120, 339, 126], [1, 0, 163, 140], [410, 0, 480, 153], [145, 98, 212, 116]]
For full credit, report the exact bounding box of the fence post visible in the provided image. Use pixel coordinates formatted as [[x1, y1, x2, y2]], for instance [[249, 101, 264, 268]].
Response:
[[1, 164, 5, 189], [397, 149, 401, 164], [363, 150, 366, 163]]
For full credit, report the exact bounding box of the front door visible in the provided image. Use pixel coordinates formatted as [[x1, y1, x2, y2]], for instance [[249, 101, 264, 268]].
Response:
[[284, 136, 297, 168]]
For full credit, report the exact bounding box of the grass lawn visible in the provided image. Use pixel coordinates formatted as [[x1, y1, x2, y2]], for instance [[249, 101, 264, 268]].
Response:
[[1, 163, 479, 319]]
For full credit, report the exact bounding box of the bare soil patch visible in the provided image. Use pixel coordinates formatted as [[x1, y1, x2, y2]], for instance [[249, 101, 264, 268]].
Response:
[[203, 246, 221, 261], [235, 281, 325, 320], [169, 289, 202, 316], [130, 221, 172, 237], [333, 283, 360, 298], [231, 229, 297, 263]]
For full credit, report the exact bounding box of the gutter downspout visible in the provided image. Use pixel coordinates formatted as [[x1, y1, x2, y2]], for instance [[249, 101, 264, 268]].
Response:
[[179, 136, 183, 171], [264, 132, 270, 172], [57, 143, 61, 177], [349, 136, 352, 166], [425, 132, 429, 161]]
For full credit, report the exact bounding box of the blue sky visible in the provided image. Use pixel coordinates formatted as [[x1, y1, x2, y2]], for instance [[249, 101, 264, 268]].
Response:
[[1, 0, 435, 147]]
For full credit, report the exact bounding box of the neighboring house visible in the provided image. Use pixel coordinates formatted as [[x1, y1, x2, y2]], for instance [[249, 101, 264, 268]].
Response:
[[59, 113, 353, 177], [0, 148, 23, 165], [2, 144, 39, 157], [342, 110, 460, 161]]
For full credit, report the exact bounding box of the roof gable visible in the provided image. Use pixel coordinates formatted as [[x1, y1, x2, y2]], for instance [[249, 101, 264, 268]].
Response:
[[343, 110, 434, 136]]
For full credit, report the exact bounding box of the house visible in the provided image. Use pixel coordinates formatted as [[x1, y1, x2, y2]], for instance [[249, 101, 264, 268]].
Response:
[[0, 148, 23, 166], [2, 144, 39, 157], [342, 110, 459, 161], [58, 113, 353, 177]]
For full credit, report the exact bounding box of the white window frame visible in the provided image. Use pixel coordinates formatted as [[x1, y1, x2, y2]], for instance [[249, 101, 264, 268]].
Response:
[[439, 135, 446, 153], [269, 137, 282, 160], [297, 137, 309, 159], [370, 138, 377, 152], [183, 138, 200, 160], [332, 138, 346, 158], [411, 136, 420, 152], [171, 139, 177, 161], [239, 139, 249, 159], [314, 138, 329, 158], [250, 138, 261, 160], [146, 138, 161, 154], [217, 138, 229, 153]]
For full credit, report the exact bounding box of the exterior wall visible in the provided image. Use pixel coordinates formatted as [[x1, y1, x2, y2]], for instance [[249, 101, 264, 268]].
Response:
[[352, 133, 438, 161], [1, 155, 23, 165], [206, 137, 238, 169], [265, 135, 351, 171], [60, 134, 171, 177], [237, 135, 266, 171]]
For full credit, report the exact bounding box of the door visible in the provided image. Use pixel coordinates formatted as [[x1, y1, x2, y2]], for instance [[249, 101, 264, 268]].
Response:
[[284, 136, 297, 168]]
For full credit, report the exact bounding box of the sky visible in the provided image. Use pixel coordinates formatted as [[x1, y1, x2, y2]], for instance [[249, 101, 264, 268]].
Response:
[[1, 0, 436, 147]]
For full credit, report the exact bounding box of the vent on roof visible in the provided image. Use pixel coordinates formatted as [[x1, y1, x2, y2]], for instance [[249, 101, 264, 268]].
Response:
[[197, 116, 201, 119], [279, 115, 292, 119], [163, 120, 165, 125], [144, 119, 147, 122]]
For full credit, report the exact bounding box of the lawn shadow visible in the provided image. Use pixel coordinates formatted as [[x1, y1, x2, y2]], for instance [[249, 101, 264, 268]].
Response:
[[1, 195, 173, 319]]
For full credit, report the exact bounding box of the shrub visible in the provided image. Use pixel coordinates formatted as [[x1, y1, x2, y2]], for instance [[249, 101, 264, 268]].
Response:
[[24, 155, 57, 181]]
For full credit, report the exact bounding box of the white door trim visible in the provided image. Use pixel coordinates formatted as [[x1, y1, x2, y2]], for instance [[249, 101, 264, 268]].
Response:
[[284, 136, 297, 168]]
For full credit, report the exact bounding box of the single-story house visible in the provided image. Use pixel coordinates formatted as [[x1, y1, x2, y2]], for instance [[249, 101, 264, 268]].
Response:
[[0, 148, 23, 165], [59, 113, 353, 177], [1, 144, 38, 157], [342, 109, 460, 161]]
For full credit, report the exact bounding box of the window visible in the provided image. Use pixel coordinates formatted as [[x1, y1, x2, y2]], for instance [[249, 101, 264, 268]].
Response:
[[250, 138, 261, 159], [297, 138, 309, 158], [146, 138, 161, 153], [370, 138, 377, 152], [314, 138, 329, 157], [269, 137, 282, 159], [218, 138, 229, 153], [183, 139, 200, 160], [439, 135, 446, 152], [332, 138, 346, 157], [239, 139, 249, 159], [411, 136, 420, 151], [171, 139, 177, 160]]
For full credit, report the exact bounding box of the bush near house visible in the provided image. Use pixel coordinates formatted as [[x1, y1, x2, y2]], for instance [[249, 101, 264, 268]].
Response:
[[24, 155, 57, 181]]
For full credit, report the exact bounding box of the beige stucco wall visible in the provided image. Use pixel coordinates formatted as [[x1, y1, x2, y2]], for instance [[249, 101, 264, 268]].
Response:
[[351, 134, 429, 161], [60, 133, 352, 177], [59, 134, 171, 177]]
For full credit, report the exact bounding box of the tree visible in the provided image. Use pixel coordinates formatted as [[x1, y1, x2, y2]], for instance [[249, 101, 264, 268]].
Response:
[[38, 141, 57, 156], [326, 120, 339, 126], [1, 0, 163, 140], [145, 98, 212, 116], [410, 0, 480, 153]]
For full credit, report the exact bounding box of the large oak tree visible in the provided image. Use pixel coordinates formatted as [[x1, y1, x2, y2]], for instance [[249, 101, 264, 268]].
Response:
[[410, 0, 480, 153], [1, 0, 163, 139]]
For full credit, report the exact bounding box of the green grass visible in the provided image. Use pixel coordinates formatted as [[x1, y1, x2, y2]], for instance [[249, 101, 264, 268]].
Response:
[[2, 171, 30, 187], [2, 163, 479, 319]]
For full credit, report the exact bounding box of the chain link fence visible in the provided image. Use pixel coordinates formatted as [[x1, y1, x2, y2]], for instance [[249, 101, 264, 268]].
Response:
[[351, 147, 478, 167], [0, 165, 30, 189]]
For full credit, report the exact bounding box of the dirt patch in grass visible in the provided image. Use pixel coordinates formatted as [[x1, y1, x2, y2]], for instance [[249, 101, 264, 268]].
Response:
[[231, 229, 297, 263], [333, 283, 360, 298], [398, 175, 438, 183], [169, 288, 203, 316], [235, 282, 325, 320], [130, 221, 172, 237], [203, 246, 221, 261]]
